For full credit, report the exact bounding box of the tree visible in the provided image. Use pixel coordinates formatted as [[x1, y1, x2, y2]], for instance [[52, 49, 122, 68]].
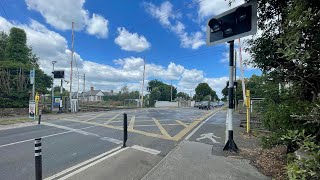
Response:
[[0, 32, 8, 61], [0, 28, 52, 107], [147, 79, 177, 106], [177, 92, 189, 99], [246, 0, 320, 102], [5, 28, 29, 63], [195, 83, 217, 101]]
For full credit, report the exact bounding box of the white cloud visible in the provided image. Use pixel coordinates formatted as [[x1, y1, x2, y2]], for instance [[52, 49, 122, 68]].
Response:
[[25, 0, 109, 38], [114, 27, 151, 52], [144, 1, 205, 49], [86, 13, 109, 38], [198, 0, 245, 19], [0, 16, 228, 98]]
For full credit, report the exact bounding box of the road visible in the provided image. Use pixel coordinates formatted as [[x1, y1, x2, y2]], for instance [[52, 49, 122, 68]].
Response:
[[0, 107, 225, 180]]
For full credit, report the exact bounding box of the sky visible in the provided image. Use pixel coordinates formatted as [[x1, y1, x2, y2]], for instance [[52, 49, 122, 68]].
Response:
[[0, 0, 261, 98]]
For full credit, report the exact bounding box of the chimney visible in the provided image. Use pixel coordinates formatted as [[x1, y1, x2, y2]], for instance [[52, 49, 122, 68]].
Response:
[[90, 86, 94, 91]]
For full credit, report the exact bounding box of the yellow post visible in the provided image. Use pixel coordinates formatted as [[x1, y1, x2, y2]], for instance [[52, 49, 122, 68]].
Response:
[[246, 90, 251, 133], [35, 92, 39, 116]]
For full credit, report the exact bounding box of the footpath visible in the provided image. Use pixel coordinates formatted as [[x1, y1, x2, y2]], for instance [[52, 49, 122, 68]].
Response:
[[142, 110, 270, 180]]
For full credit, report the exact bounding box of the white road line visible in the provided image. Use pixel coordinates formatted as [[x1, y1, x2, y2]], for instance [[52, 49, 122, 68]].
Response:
[[0, 125, 95, 148], [43, 122, 122, 145], [184, 111, 219, 140], [58, 147, 128, 180], [44, 146, 123, 180], [100, 137, 122, 145], [131, 145, 161, 155], [42, 122, 98, 136]]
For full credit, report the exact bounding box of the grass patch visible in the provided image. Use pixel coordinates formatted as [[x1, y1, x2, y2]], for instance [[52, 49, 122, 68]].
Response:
[[0, 118, 33, 125]]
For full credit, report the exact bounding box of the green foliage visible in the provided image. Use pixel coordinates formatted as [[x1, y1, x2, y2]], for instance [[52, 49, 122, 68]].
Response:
[[195, 83, 218, 101], [5, 28, 29, 63], [247, 0, 320, 101], [0, 28, 52, 108], [282, 130, 320, 179], [146, 80, 177, 106], [177, 92, 189, 99]]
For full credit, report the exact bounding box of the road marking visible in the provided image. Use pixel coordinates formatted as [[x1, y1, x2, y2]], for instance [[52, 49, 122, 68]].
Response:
[[104, 114, 120, 124], [153, 118, 171, 138], [131, 145, 161, 155], [59, 147, 128, 180], [175, 120, 188, 127], [128, 115, 135, 130], [84, 113, 106, 121], [0, 125, 95, 148], [42, 122, 98, 136], [134, 124, 182, 127], [43, 122, 122, 145], [44, 146, 123, 180], [196, 133, 221, 144], [184, 111, 218, 140], [100, 137, 122, 144]]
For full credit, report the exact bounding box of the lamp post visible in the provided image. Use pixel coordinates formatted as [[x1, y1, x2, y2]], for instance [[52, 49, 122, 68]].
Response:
[[51, 61, 57, 112]]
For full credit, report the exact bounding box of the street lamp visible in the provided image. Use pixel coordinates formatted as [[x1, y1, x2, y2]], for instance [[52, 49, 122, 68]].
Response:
[[51, 61, 57, 112]]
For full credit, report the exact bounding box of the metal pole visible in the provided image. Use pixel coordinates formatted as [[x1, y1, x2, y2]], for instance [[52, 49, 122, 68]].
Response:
[[70, 22, 74, 112], [32, 68, 35, 101], [141, 58, 146, 108], [223, 40, 238, 152], [59, 79, 63, 113], [51, 62, 55, 112], [123, 113, 128, 148], [83, 74, 85, 102], [234, 49, 237, 111], [34, 138, 42, 180]]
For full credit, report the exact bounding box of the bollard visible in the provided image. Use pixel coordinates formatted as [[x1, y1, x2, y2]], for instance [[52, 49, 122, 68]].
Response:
[[35, 138, 42, 180], [123, 113, 128, 148], [38, 114, 41, 125]]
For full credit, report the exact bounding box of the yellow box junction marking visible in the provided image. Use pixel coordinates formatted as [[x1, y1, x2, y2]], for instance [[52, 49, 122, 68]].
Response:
[[153, 118, 172, 138], [175, 120, 188, 127], [60, 110, 217, 141], [104, 114, 120, 124], [85, 113, 106, 122]]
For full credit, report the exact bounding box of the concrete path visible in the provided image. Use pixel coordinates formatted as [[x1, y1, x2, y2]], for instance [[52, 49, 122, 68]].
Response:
[[142, 140, 269, 180]]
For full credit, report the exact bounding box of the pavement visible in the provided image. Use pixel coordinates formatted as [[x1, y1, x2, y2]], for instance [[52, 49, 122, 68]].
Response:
[[0, 107, 269, 180]]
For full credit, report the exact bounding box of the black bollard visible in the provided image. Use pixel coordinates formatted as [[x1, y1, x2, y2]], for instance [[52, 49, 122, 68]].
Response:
[[38, 114, 41, 125], [123, 113, 128, 148], [35, 138, 42, 180]]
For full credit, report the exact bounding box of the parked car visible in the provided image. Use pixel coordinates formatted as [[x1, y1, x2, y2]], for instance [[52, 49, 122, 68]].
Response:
[[199, 101, 210, 109]]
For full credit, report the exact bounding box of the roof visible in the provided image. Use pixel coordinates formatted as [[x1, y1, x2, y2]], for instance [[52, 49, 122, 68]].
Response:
[[86, 90, 102, 96]]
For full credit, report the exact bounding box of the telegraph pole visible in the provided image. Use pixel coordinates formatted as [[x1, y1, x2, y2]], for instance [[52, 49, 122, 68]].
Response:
[[69, 22, 74, 112], [141, 58, 146, 108]]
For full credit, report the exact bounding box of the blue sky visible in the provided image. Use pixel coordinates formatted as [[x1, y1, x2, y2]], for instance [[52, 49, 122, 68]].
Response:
[[0, 0, 260, 97]]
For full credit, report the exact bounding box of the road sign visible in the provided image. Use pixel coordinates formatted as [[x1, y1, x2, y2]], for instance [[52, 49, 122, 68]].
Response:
[[30, 69, 35, 84], [29, 101, 36, 119], [206, 0, 257, 46]]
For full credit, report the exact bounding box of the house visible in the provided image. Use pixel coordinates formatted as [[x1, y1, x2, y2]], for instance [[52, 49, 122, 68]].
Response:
[[79, 87, 105, 102]]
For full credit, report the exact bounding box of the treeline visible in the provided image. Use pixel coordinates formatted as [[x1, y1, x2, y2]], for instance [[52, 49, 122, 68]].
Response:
[[0, 28, 51, 108]]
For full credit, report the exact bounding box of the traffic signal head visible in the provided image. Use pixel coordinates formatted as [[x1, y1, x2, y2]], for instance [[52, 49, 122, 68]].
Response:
[[206, 0, 257, 46], [53, 70, 65, 79]]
